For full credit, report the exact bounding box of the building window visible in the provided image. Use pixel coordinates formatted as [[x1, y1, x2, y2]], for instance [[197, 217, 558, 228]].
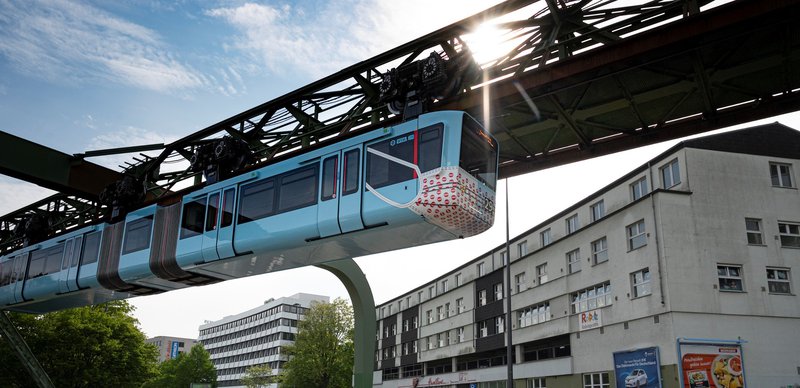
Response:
[[477, 262, 486, 277], [457, 327, 465, 343], [778, 222, 800, 248], [590, 200, 605, 222], [718, 265, 744, 292], [429, 286, 435, 299], [540, 228, 552, 247], [478, 290, 487, 306], [745, 218, 764, 245], [515, 272, 526, 293], [402, 342, 409, 356], [591, 237, 609, 264], [767, 268, 791, 294], [631, 268, 651, 297], [518, 302, 550, 328], [418, 291, 424, 303], [387, 304, 393, 315], [567, 249, 581, 274], [427, 337, 434, 350], [426, 310, 433, 325], [445, 302, 451, 318], [455, 273, 462, 287], [403, 319, 409, 332], [437, 306, 444, 321], [478, 321, 488, 338], [456, 298, 465, 314], [537, 263, 548, 284], [412, 316, 418, 329], [566, 214, 579, 234], [631, 177, 648, 201], [583, 372, 610, 388], [496, 316, 505, 334], [494, 283, 504, 301], [441, 279, 449, 293], [627, 219, 647, 250], [518, 241, 528, 257], [661, 159, 681, 188], [526, 377, 546, 388], [391, 323, 397, 336], [437, 333, 445, 347], [571, 282, 612, 314], [770, 162, 794, 188], [412, 340, 418, 353], [501, 251, 508, 264]]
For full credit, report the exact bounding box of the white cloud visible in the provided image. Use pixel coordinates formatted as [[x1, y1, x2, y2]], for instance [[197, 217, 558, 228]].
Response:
[[0, 177, 55, 216], [206, 0, 501, 78], [0, 0, 207, 93], [85, 127, 177, 171]]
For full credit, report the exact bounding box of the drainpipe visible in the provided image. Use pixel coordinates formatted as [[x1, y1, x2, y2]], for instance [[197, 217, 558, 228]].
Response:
[[648, 162, 666, 306]]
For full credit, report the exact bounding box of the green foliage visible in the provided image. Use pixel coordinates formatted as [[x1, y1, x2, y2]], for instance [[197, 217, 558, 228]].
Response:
[[279, 298, 354, 388], [0, 300, 159, 388], [142, 344, 217, 388], [240, 363, 274, 388]]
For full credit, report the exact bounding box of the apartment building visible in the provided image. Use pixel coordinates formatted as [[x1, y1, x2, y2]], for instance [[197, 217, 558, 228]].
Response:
[[198, 293, 328, 387], [145, 335, 198, 363], [374, 123, 800, 388]]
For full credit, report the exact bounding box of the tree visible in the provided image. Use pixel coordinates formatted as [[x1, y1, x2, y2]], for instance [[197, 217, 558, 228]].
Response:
[[0, 300, 159, 388], [142, 343, 216, 388], [240, 364, 274, 388], [279, 298, 354, 388]]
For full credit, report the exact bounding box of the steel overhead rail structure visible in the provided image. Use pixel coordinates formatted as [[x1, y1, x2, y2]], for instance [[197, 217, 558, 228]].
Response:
[[0, 0, 799, 387]]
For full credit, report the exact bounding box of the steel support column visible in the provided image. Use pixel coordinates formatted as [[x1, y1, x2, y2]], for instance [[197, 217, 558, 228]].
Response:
[[0, 311, 55, 388], [317, 258, 376, 388]]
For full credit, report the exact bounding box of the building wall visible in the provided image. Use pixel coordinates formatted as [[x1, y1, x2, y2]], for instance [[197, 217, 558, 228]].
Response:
[[373, 125, 800, 388], [145, 336, 198, 363]]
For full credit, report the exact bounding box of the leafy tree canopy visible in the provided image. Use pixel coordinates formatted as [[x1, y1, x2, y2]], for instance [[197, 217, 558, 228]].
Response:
[[279, 298, 354, 388], [142, 344, 217, 388], [0, 300, 158, 388], [240, 363, 274, 388]]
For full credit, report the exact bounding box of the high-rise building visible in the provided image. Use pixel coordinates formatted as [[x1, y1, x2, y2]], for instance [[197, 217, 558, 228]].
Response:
[[198, 293, 328, 387], [146, 336, 198, 363], [374, 124, 800, 388]]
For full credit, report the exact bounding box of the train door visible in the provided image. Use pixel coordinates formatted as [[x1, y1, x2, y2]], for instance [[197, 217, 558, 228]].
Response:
[[200, 191, 221, 262], [200, 186, 237, 262], [339, 146, 364, 233], [11, 253, 28, 304], [318, 152, 342, 238], [57, 236, 82, 293]]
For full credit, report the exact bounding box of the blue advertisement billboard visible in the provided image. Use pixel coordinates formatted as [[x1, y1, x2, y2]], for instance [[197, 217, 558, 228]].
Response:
[[613, 347, 662, 388], [171, 341, 180, 359]]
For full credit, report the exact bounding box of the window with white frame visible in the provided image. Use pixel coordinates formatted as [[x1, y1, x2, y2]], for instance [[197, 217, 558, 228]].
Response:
[[412, 340, 418, 353], [428, 286, 435, 298], [571, 282, 612, 314], [767, 268, 791, 294], [717, 265, 744, 291], [457, 327, 465, 343], [526, 377, 546, 388], [778, 222, 800, 248], [478, 290, 487, 306], [403, 319, 409, 332], [515, 272, 526, 293], [445, 302, 450, 318], [745, 218, 764, 245], [437, 306, 444, 321], [494, 283, 504, 300], [403, 342, 409, 355], [627, 219, 647, 250], [518, 241, 528, 257], [536, 263, 548, 284], [412, 316, 418, 329], [631, 177, 648, 201], [391, 323, 397, 335], [567, 249, 581, 274], [631, 268, 651, 297], [477, 262, 486, 277], [427, 336, 434, 350], [566, 214, 579, 234], [437, 333, 445, 347], [455, 273, 462, 287], [478, 321, 488, 338], [591, 237, 608, 264], [445, 331, 450, 346], [770, 162, 794, 188], [661, 159, 681, 188], [441, 279, 449, 293], [496, 315, 505, 334], [456, 298, 465, 314], [540, 228, 552, 247], [518, 302, 550, 328], [583, 372, 610, 388], [590, 200, 605, 222], [426, 310, 433, 324]]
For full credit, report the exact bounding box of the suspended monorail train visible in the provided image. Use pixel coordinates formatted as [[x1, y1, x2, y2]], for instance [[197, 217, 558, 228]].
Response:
[[0, 111, 498, 313]]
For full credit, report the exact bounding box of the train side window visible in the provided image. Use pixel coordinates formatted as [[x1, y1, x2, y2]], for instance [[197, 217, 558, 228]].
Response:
[[221, 189, 235, 228], [277, 166, 318, 213], [27, 245, 64, 279], [122, 216, 153, 255], [343, 149, 360, 195], [0, 261, 10, 286], [418, 125, 443, 173], [13, 255, 27, 282], [180, 198, 207, 239], [367, 134, 415, 189], [62, 240, 74, 270], [239, 179, 275, 224], [322, 156, 338, 201], [81, 232, 102, 266], [206, 193, 220, 232]]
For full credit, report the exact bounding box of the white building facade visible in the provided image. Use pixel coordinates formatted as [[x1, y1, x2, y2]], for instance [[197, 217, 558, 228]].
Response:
[[374, 124, 800, 388], [198, 293, 329, 387]]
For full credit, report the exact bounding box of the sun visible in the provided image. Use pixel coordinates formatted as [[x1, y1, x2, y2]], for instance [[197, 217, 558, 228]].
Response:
[[462, 22, 512, 66]]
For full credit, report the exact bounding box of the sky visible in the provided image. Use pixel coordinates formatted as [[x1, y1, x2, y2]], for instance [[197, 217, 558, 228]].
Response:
[[0, 0, 798, 339]]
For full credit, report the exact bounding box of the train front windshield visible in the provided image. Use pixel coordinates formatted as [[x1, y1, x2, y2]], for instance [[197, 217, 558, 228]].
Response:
[[459, 116, 498, 190]]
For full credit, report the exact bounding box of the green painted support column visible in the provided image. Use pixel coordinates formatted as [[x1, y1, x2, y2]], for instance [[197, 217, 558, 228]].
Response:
[[0, 311, 55, 388], [317, 258, 375, 388]]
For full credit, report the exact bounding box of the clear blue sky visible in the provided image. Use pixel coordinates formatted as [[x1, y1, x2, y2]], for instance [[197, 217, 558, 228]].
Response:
[[1, 0, 798, 339]]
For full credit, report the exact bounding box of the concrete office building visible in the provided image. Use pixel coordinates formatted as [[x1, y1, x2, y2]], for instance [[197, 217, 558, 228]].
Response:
[[198, 293, 329, 387], [146, 335, 198, 363], [374, 124, 800, 388]]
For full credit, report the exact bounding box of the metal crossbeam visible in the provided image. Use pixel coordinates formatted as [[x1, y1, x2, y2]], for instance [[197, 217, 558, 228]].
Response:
[[0, 312, 55, 388]]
